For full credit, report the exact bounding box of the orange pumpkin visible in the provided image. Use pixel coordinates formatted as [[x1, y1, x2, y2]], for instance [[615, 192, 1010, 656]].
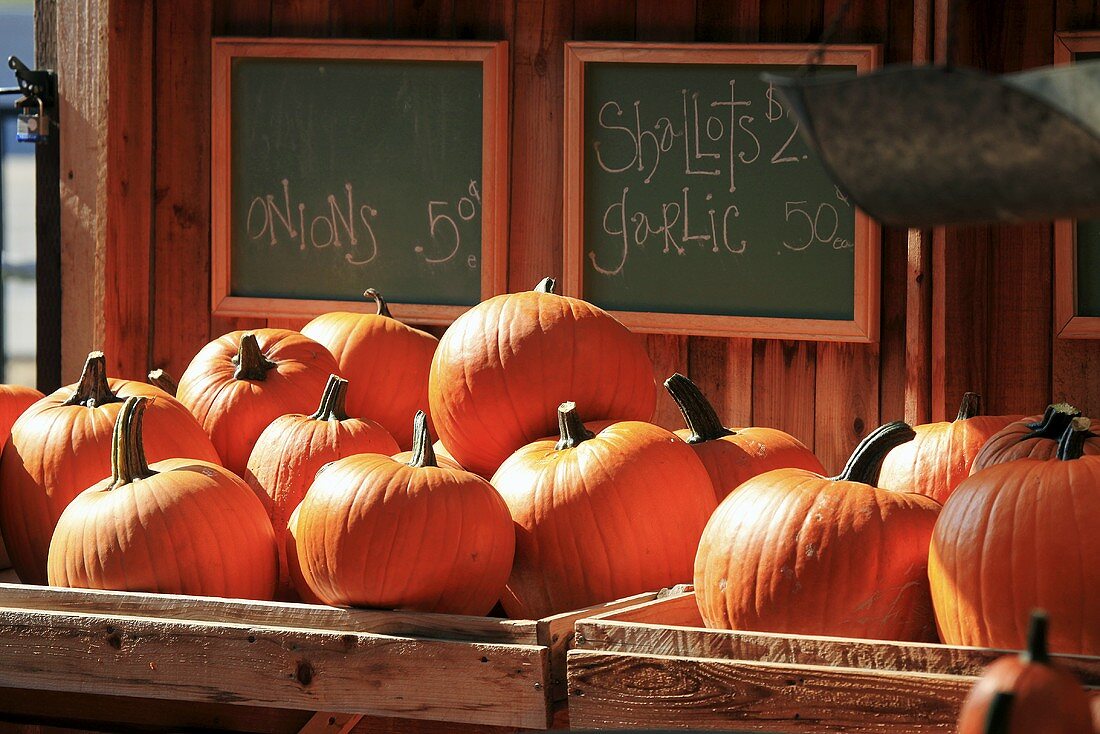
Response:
[[293, 411, 514, 614], [246, 374, 398, 598], [429, 278, 656, 478], [969, 403, 1098, 475], [664, 373, 824, 500], [0, 352, 220, 584], [47, 396, 276, 599], [877, 392, 1021, 504], [176, 330, 339, 478], [930, 418, 1100, 654], [0, 384, 43, 447], [285, 505, 323, 605], [956, 612, 1093, 734], [695, 421, 941, 642], [301, 289, 438, 451], [491, 402, 717, 618]]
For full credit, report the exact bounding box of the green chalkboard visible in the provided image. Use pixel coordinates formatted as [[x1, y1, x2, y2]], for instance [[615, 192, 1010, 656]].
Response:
[[564, 44, 881, 341], [1075, 51, 1100, 317], [212, 40, 508, 322]]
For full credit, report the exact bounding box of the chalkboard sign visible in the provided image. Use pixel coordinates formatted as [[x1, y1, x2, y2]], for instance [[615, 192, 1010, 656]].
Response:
[[563, 43, 881, 341], [1055, 33, 1100, 337], [211, 39, 508, 324]]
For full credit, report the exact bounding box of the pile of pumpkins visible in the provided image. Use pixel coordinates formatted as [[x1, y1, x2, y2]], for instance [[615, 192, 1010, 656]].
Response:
[[0, 280, 1097, 668]]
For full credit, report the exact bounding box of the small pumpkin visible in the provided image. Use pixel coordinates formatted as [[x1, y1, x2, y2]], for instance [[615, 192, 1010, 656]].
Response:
[[246, 374, 398, 598], [491, 402, 717, 618], [956, 612, 1093, 734], [876, 392, 1021, 504], [293, 411, 514, 614], [430, 278, 657, 478], [664, 373, 824, 500], [176, 330, 339, 478], [694, 421, 941, 642], [930, 418, 1100, 654], [969, 403, 1099, 475], [46, 396, 277, 599], [302, 289, 439, 451], [0, 352, 219, 584]]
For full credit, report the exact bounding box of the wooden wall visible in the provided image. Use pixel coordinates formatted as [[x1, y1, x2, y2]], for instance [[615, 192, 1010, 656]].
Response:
[[49, 0, 1100, 474]]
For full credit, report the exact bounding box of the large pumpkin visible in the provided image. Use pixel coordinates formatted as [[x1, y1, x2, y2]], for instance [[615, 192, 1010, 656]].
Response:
[[969, 403, 1099, 474], [956, 612, 1093, 734], [0, 384, 43, 447], [0, 352, 220, 584], [664, 373, 824, 501], [429, 278, 656, 478], [876, 392, 1021, 504], [176, 330, 339, 478], [246, 374, 398, 598], [694, 421, 941, 642], [491, 402, 717, 618], [47, 396, 277, 599], [301, 289, 438, 450], [930, 418, 1100, 654], [293, 411, 514, 614]]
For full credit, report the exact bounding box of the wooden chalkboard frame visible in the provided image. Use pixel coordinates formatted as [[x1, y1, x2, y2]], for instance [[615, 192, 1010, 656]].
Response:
[[1054, 31, 1100, 338], [563, 42, 882, 341], [211, 38, 509, 325]]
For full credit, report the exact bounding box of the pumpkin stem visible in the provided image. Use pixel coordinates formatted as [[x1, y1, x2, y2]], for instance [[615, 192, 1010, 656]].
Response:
[[534, 277, 556, 294], [834, 421, 916, 485], [310, 375, 351, 421], [1022, 610, 1050, 664], [664, 373, 734, 443], [232, 333, 277, 381], [556, 402, 595, 450], [363, 288, 392, 318], [407, 411, 437, 468], [110, 395, 155, 489], [62, 352, 122, 408], [982, 692, 1014, 734], [147, 368, 178, 397], [1025, 403, 1080, 440], [1057, 418, 1094, 461], [956, 392, 982, 421]]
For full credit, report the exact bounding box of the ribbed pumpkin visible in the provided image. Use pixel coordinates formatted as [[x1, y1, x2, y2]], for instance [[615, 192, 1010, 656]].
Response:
[[0, 352, 220, 584], [694, 421, 941, 642], [877, 392, 1021, 504], [664, 373, 824, 501], [246, 375, 398, 598], [284, 505, 323, 605], [47, 396, 276, 599], [930, 419, 1100, 654], [176, 330, 339, 478], [293, 411, 514, 614], [429, 278, 657, 478], [0, 384, 43, 446], [301, 289, 438, 451], [491, 402, 717, 618], [956, 612, 1093, 734], [969, 403, 1100, 475]]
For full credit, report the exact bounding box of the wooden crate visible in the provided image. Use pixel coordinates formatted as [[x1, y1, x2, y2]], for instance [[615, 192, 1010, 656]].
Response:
[[0, 582, 657, 733], [567, 588, 1100, 733]]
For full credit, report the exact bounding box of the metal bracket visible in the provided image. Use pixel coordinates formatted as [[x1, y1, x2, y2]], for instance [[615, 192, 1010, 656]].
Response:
[[0, 55, 56, 107]]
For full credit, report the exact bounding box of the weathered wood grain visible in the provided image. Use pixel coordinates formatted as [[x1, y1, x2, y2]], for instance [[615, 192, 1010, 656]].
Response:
[[695, 0, 760, 42], [687, 337, 754, 428], [814, 342, 878, 475], [752, 341, 816, 450]]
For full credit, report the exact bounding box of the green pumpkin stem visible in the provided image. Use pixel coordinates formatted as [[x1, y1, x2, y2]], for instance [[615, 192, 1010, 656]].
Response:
[[233, 333, 277, 381], [1025, 403, 1080, 440], [982, 692, 1014, 734], [664, 373, 734, 443], [534, 277, 556, 294], [63, 352, 122, 408], [111, 396, 155, 489], [556, 402, 595, 450], [1022, 610, 1050, 664], [363, 288, 392, 318], [1057, 418, 1093, 461], [147, 368, 178, 397], [834, 421, 916, 485], [407, 411, 437, 468], [956, 392, 982, 421], [310, 375, 350, 421]]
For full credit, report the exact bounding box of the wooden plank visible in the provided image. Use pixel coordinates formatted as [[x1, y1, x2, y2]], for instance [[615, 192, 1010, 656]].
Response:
[[814, 342, 878, 475], [299, 712, 361, 734], [329, 0, 392, 37], [695, 0, 760, 43], [687, 337, 753, 428], [903, 228, 931, 424], [453, 0, 511, 40], [567, 649, 970, 732], [752, 340, 816, 451], [759, 0, 823, 43], [1057, 0, 1100, 30], [637, 0, 695, 41], [572, 0, 635, 40], [271, 0, 331, 35], [0, 607, 550, 729], [391, 0, 455, 38], [645, 335, 689, 430]]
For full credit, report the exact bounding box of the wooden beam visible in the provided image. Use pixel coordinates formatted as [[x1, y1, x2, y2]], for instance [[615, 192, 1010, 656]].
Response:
[[34, 0, 62, 393]]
